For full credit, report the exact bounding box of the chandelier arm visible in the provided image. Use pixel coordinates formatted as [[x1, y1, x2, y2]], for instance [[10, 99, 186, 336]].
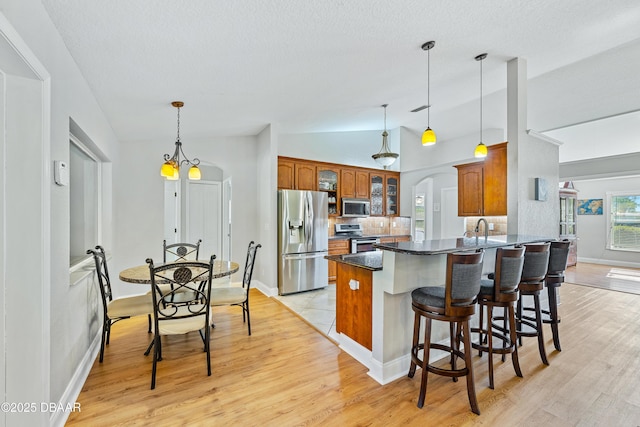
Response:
[[163, 141, 181, 163], [177, 141, 200, 167]]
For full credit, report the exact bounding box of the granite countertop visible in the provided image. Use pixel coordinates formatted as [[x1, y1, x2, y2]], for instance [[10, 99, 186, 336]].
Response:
[[325, 251, 383, 271], [329, 234, 411, 241], [374, 234, 553, 255]]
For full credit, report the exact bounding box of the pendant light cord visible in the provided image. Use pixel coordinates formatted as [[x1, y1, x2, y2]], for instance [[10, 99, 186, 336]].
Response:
[[384, 104, 387, 131], [176, 105, 181, 142], [427, 47, 430, 127], [479, 57, 482, 143]]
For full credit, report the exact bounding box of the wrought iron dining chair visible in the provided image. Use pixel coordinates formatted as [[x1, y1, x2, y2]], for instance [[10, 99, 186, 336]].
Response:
[[146, 254, 216, 389], [87, 246, 153, 363], [163, 239, 202, 262], [210, 241, 261, 336]]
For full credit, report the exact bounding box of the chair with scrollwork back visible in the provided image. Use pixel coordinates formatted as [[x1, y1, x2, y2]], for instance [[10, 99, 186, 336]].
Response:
[[210, 241, 261, 336], [87, 245, 153, 363], [163, 239, 202, 262], [146, 254, 215, 389]]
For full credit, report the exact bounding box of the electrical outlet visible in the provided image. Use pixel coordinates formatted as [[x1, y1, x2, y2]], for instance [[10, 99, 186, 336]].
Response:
[[392, 221, 396, 227], [489, 223, 494, 231], [380, 221, 384, 227]]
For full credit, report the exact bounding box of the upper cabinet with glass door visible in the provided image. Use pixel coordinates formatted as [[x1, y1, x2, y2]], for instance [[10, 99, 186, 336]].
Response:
[[386, 175, 398, 215], [318, 168, 339, 216], [370, 172, 400, 216]]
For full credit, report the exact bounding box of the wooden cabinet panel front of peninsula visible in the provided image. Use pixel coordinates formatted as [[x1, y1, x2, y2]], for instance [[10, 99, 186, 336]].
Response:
[[335, 262, 372, 350], [328, 239, 350, 283], [278, 156, 399, 217], [454, 142, 507, 217]]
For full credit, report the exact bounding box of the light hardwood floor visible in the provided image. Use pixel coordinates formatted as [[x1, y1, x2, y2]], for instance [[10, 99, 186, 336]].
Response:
[[66, 264, 640, 426]]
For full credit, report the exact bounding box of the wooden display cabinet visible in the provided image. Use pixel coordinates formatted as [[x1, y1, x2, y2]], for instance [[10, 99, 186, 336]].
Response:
[[370, 172, 400, 216], [318, 167, 340, 216], [560, 187, 578, 266], [386, 175, 399, 215]]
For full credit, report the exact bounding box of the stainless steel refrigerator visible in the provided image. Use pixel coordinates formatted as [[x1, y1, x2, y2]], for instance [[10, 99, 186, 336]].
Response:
[[278, 190, 329, 295]]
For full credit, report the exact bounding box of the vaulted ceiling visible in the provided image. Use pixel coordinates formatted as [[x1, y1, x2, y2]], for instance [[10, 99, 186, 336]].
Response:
[[41, 0, 640, 161]]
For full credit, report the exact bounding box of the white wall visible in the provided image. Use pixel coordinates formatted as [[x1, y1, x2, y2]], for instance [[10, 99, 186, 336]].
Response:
[[1, 1, 122, 424], [571, 176, 640, 267], [279, 129, 400, 171], [256, 125, 278, 293], [114, 136, 260, 296], [513, 134, 561, 237]]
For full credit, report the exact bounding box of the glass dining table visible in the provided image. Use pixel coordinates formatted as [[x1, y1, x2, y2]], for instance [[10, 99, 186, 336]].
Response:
[[119, 259, 240, 284]]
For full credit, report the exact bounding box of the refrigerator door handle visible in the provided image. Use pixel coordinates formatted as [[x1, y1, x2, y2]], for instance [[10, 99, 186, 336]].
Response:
[[305, 192, 313, 246], [282, 252, 328, 261]]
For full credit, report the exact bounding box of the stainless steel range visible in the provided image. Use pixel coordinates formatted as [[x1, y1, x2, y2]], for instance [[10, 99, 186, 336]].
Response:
[[334, 224, 380, 253]]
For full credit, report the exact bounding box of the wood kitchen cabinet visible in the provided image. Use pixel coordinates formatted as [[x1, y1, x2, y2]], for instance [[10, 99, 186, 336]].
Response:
[[370, 172, 401, 216], [277, 158, 295, 190], [318, 167, 340, 216], [335, 262, 372, 350], [454, 142, 507, 216], [341, 169, 357, 199], [278, 157, 317, 191], [341, 169, 370, 200], [386, 175, 399, 215], [379, 235, 411, 244], [278, 156, 398, 217], [456, 163, 484, 216], [328, 239, 350, 283], [295, 162, 316, 191]]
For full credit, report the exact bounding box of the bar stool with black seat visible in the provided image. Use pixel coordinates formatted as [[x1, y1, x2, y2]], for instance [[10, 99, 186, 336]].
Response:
[[542, 240, 571, 351], [408, 250, 484, 415], [472, 246, 525, 389], [516, 242, 551, 365]]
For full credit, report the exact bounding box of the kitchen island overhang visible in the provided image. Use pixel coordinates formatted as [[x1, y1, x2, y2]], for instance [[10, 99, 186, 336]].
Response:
[[326, 235, 554, 385]]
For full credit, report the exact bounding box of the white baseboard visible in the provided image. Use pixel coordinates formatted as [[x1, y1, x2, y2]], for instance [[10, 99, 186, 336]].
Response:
[[253, 280, 278, 297], [50, 330, 101, 427], [577, 257, 640, 269]]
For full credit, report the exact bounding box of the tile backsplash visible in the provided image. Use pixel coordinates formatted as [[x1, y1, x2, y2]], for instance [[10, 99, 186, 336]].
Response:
[[463, 216, 508, 236], [329, 216, 412, 237]]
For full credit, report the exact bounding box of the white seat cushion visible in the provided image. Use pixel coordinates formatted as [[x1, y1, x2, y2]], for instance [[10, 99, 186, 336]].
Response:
[[107, 294, 153, 318], [157, 304, 208, 335], [210, 284, 246, 305]]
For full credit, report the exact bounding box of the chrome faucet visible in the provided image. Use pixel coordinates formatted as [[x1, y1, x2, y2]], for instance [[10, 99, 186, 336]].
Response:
[[474, 218, 489, 244]]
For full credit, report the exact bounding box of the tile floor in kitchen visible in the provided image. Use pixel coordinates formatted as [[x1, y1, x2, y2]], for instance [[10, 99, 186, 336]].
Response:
[[273, 284, 339, 342]]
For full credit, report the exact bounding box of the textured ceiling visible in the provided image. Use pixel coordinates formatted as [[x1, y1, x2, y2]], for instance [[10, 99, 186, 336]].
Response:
[[40, 0, 640, 156]]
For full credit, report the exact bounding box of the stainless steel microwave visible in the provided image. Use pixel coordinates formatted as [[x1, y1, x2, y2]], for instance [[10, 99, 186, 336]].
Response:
[[342, 198, 370, 217]]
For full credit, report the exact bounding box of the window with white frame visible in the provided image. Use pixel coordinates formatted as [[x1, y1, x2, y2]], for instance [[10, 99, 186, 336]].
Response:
[[69, 135, 101, 267], [607, 191, 640, 252]]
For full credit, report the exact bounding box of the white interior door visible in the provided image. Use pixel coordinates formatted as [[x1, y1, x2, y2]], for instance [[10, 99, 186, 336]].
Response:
[[186, 180, 222, 260], [163, 180, 180, 244], [222, 177, 232, 260]]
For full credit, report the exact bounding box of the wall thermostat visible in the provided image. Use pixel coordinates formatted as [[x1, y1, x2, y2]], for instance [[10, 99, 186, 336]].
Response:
[[54, 160, 69, 186]]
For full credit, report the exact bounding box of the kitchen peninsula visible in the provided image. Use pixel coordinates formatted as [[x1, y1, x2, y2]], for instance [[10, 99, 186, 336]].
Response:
[[326, 234, 552, 385]]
